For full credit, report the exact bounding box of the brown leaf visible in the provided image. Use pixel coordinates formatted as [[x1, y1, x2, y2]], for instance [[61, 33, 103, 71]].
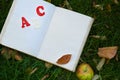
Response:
[[90, 35, 107, 40], [56, 54, 72, 64], [60, 0, 72, 10], [1, 47, 12, 59], [30, 67, 38, 75], [98, 46, 118, 59], [41, 74, 49, 80], [1, 47, 23, 61], [26, 67, 38, 75], [64, 0, 73, 10], [93, 4, 103, 10], [14, 54, 22, 61], [1, 47, 8, 54], [45, 62, 53, 69], [106, 4, 111, 12], [113, 0, 119, 4]]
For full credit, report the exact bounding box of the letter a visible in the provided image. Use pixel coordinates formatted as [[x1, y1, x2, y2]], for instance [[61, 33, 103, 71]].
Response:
[[21, 17, 30, 28]]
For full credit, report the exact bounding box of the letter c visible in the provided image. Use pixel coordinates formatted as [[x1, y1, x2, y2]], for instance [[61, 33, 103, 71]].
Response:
[[36, 6, 45, 16]]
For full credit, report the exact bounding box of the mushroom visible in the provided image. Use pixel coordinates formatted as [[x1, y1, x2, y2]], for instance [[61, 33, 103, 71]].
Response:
[[96, 46, 118, 71]]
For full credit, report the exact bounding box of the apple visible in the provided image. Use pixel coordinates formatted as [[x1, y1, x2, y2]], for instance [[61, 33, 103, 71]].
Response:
[[76, 63, 94, 80]]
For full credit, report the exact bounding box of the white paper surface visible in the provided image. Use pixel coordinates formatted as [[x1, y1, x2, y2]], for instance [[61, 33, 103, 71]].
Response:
[[0, 0, 55, 56], [38, 7, 94, 71]]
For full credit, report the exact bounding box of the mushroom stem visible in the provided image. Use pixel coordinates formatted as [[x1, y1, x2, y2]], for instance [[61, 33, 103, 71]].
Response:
[[96, 58, 106, 71]]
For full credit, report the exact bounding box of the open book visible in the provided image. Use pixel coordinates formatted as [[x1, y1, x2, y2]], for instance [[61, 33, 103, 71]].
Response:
[[0, 0, 94, 72]]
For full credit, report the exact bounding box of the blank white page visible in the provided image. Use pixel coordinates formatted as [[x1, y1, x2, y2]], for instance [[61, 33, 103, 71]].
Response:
[[0, 0, 55, 57], [38, 7, 94, 71]]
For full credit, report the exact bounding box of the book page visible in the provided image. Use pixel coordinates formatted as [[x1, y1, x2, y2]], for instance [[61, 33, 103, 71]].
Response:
[[38, 7, 94, 71], [0, 0, 55, 57]]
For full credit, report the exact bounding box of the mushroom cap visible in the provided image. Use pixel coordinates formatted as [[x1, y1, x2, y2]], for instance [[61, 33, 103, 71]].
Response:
[[98, 46, 118, 59]]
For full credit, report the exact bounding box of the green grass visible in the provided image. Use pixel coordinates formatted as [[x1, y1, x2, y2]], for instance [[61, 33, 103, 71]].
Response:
[[0, 0, 120, 80]]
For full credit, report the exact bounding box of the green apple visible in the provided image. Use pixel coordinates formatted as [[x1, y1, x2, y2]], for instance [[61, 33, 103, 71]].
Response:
[[76, 63, 94, 80]]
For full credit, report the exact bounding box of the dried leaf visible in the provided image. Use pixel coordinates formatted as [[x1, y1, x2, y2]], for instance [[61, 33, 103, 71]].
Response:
[[60, 0, 72, 10], [90, 35, 107, 40], [106, 4, 111, 12], [93, 1, 96, 7], [91, 35, 100, 39], [26, 67, 38, 75], [14, 54, 22, 61], [1, 47, 23, 61], [113, 0, 119, 4], [30, 68, 38, 75], [1, 47, 6, 54], [1, 47, 12, 59], [56, 54, 71, 64], [41, 74, 49, 80], [98, 46, 118, 59], [93, 4, 103, 10], [64, 0, 72, 10], [45, 62, 53, 69]]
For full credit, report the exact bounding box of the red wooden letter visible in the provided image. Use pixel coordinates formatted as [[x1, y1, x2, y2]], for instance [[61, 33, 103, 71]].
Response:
[[21, 17, 30, 28], [36, 6, 45, 16]]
